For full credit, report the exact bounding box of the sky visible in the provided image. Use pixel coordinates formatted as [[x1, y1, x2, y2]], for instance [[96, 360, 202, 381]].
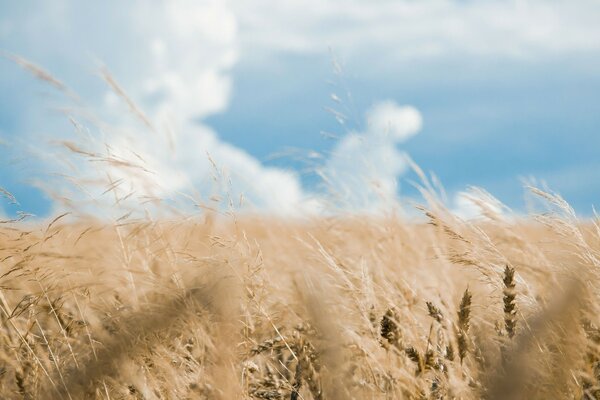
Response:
[[1, 0, 600, 218]]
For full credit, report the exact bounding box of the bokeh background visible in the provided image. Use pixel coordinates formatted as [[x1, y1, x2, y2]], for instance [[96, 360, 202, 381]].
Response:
[[1, 1, 599, 217]]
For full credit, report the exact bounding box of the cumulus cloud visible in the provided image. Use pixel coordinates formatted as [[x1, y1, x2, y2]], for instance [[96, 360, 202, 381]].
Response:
[[10, 1, 582, 216], [130, 1, 238, 127], [323, 101, 422, 210], [1, 0, 315, 216], [103, 124, 311, 215], [367, 102, 422, 142]]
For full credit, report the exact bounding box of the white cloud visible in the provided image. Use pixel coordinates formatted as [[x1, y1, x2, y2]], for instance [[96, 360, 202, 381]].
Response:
[[112, 124, 313, 215], [110, 0, 239, 128], [98, 0, 316, 213], [2, 1, 317, 216], [367, 101, 422, 141], [233, 0, 600, 61], [322, 101, 422, 210], [452, 187, 508, 221], [12, 1, 593, 216]]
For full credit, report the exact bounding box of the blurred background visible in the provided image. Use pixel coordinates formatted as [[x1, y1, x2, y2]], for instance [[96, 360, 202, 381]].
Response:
[[1, 0, 599, 218]]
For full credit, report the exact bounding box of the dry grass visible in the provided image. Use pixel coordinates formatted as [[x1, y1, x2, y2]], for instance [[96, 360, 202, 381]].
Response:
[[0, 199, 599, 399]]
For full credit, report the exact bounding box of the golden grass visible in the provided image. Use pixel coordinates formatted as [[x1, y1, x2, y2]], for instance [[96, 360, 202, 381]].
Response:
[[0, 203, 599, 399]]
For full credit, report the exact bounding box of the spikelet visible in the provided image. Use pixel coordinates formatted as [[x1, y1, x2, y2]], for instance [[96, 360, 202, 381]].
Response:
[[503, 265, 517, 338], [457, 288, 472, 363], [405, 346, 424, 375], [426, 301, 444, 324], [381, 308, 401, 347]]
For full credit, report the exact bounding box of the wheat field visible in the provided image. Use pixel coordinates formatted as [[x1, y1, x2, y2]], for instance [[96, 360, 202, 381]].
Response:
[[1, 185, 600, 399]]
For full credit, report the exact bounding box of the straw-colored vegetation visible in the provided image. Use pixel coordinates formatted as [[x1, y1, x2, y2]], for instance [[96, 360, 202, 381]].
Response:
[[1, 188, 600, 399], [1, 56, 599, 399]]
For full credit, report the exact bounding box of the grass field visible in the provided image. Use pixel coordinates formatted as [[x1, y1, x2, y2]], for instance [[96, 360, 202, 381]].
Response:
[[1, 186, 599, 399]]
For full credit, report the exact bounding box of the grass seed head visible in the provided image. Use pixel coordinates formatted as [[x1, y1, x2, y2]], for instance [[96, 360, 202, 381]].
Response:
[[503, 265, 517, 338]]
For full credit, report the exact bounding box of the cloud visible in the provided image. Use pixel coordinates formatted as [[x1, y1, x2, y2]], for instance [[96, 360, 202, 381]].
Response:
[[1, 1, 316, 216], [322, 101, 422, 210], [6, 1, 559, 216], [367, 101, 422, 141], [99, 124, 312, 215], [233, 0, 600, 61], [451, 187, 507, 221], [125, 1, 307, 215]]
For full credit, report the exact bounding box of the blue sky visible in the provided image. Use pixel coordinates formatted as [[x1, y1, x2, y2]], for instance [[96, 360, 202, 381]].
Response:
[[1, 1, 600, 217]]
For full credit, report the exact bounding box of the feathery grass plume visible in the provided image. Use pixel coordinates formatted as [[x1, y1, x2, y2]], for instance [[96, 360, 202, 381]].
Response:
[[445, 343, 455, 361], [456, 288, 472, 363], [99, 67, 156, 133], [381, 307, 401, 347], [503, 265, 517, 338], [582, 319, 600, 344], [250, 336, 288, 356], [426, 301, 444, 324], [2, 52, 78, 101], [424, 349, 435, 370], [405, 346, 424, 375], [0, 187, 18, 205]]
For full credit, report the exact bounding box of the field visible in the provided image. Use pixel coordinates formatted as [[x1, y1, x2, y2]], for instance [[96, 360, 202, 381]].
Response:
[[1, 187, 599, 399]]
